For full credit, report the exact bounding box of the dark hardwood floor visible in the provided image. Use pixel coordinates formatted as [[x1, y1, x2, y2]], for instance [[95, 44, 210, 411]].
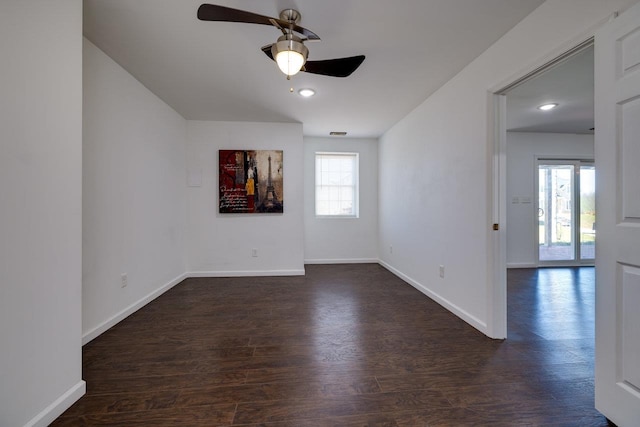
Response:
[[52, 264, 608, 426]]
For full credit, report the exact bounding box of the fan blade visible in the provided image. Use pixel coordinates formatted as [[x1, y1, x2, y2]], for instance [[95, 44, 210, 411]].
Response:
[[303, 56, 365, 78], [260, 48, 365, 78], [198, 4, 320, 40], [198, 4, 272, 25], [261, 44, 275, 61]]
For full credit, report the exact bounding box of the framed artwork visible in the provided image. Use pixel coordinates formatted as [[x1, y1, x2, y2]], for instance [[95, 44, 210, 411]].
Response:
[[218, 149, 283, 214]]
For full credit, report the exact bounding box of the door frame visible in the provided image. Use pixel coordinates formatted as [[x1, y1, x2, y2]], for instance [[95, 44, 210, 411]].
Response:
[[488, 30, 602, 339]]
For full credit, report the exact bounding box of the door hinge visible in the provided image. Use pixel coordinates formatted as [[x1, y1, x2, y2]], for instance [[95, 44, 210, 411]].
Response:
[[493, 223, 499, 231]]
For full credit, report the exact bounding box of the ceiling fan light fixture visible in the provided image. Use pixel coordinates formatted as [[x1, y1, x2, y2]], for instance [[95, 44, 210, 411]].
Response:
[[199, 5, 365, 78], [272, 35, 308, 76]]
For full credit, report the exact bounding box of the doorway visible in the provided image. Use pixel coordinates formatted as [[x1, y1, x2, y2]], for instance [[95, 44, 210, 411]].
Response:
[[537, 159, 595, 265], [489, 39, 595, 339]]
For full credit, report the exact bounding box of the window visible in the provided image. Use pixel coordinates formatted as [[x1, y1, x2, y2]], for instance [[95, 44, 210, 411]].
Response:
[[315, 152, 359, 217]]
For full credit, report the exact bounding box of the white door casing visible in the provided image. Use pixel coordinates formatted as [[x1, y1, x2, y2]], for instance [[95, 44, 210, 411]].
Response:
[[595, 2, 640, 425]]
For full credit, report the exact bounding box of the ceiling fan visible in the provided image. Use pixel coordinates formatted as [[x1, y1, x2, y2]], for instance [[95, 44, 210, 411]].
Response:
[[197, 4, 365, 79]]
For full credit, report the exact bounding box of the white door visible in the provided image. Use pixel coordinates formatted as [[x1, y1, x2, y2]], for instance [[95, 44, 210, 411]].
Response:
[[595, 2, 640, 425]]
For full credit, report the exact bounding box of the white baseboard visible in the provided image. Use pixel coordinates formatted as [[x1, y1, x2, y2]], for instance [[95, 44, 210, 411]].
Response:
[[304, 258, 379, 265], [25, 380, 86, 427], [507, 262, 537, 269], [188, 269, 305, 277], [82, 272, 188, 345], [378, 260, 488, 335]]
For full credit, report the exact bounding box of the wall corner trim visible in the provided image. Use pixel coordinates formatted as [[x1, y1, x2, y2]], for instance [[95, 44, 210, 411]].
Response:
[[378, 260, 488, 335], [24, 380, 86, 427], [82, 272, 188, 345]]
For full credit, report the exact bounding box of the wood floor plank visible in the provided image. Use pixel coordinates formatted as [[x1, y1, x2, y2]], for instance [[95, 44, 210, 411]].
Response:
[[232, 389, 452, 425], [85, 371, 248, 395], [52, 265, 610, 426], [63, 377, 384, 419], [52, 403, 236, 426], [232, 413, 399, 427]]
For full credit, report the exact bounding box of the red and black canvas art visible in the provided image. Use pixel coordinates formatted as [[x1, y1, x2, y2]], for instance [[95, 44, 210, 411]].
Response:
[[218, 150, 283, 213]]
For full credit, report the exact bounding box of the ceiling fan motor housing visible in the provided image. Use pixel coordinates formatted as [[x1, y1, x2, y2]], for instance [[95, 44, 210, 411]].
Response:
[[279, 9, 301, 24], [272, 34, 308, 59]]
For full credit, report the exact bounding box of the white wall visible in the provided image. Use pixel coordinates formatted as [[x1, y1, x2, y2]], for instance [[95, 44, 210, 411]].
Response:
[[0, 1, 85, 426], [506, 132, 594, 267], [378, 0, 638, 336], [304, 137, 379, 263], [186, 121, 305, 276], [82, 39, 188, 343]]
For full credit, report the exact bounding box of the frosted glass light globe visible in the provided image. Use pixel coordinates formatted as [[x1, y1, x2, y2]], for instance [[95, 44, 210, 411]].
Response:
[[276, 50, 305, 76]]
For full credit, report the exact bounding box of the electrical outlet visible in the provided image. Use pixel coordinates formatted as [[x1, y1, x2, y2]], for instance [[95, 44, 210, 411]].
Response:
[[252, 248, 258, 257], [121, 273, 128, 288], [439, 265, 445, 278]]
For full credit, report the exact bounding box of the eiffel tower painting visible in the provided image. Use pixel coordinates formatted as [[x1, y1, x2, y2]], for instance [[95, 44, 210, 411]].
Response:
[[257, 153, 283, 213], [219, 149, 283, 214]]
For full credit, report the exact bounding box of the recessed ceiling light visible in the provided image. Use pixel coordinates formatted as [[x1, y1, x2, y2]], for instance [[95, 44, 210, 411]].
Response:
[[538, 103, 558, 111], [298, 88, 315, 97]]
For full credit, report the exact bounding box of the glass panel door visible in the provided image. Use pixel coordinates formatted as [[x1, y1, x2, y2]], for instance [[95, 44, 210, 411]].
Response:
[[579, 164, 596, 260], [538, 163, 575, 262], [537, 160, 595, 265]]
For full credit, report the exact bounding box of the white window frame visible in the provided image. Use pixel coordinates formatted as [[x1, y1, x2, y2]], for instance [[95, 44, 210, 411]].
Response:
[[315, 152, 359, 218]]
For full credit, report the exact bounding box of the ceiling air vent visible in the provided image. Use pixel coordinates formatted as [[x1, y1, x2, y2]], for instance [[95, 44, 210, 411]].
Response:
[[330, 131, 347, 136]]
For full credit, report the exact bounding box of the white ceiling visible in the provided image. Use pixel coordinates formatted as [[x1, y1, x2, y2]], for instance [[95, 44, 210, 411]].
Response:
[[506, 45, 594, 134], [83, 0, 546, 138]]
